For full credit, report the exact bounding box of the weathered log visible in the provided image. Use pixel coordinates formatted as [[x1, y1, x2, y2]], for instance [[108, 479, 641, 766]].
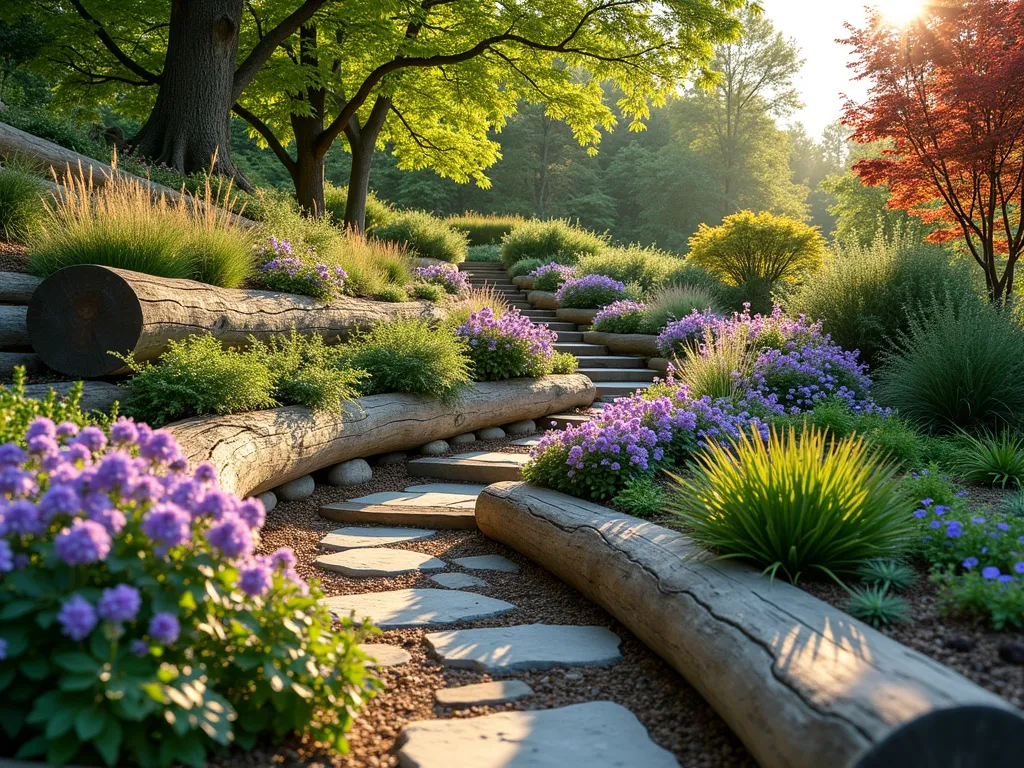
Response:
[[168, 375, 595, 498], [28, 265, 446, 378], [0, 272, 41, 304], [0, 304, 28, 350], [583, 330, 660, 357], [0, 122, 255, 228], [20, 381, 121, 413], [513, 276, 535, 290], [475, 483, 1024, 768], [555, 308, 599, 325], [0, 352, 45, 379], [526, 290, 560, 309]]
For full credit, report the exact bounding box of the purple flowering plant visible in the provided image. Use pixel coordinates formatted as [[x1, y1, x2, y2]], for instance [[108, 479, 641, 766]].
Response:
[[592, 301, 653, 335], [0, 417, 373, 765], [455, 307, 573, 380], [555, 274, 626, 309], [414, 264, 470, 295], [256, 236, 348, 302], [655, 309, 722, 356], [531, 262, 576, 292]]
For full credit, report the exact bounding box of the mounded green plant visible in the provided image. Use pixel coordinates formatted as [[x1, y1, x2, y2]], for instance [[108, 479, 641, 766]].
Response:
[[323, 182, 394, 231], [412, 283, 445, 302], [0, 367, 114, 446], [844, 585, 911, 627], [448, 213, 524, 246], [499, 218, 605, 269], [953, 430, 1024, 488], [611, 475, 667, 518], [374, 210, 469, 263], [876, 296, 1024, 433], [668, 426, 914, 583], [575, 245, 680, 291], [644, 284, 722, 331], [373, 284, 409, 302], [0, 161, 46, 242], [509, 258, 545, 278], [340, 319, 471, 403], [857, 559, 918, 592], [465, 244, 502, 262], [787, 231, 977, 366]]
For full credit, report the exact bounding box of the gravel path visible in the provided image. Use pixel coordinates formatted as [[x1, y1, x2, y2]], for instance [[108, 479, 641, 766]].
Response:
[[252, 446, 755, 768]]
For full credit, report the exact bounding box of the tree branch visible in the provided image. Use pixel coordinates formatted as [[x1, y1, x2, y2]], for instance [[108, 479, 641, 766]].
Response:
[[231, 103, 298, 176], [69, 0, 161, 84]]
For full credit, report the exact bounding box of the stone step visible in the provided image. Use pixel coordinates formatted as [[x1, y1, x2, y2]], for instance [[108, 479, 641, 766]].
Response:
[[540, 321, 578, 331], [523, 309, 557, 318], [315, 547, 446, 577], [568, 355, 645, 369], [397, 702, 679, 768], [508, 302, 532, 309], [322, 588, 515, 628], [431, 572, 488, 589], [435, 680, 533, 707], [319, 526, 436, 552], [319, 501, 477, 530], [424, 624, 622, 672], [554, 342, 609, 356], [511, 435, 543, 447], [359, 643, 412, 668], [579, 367, 658, 382], [343, 483, 486, 510], [595, 381, 652, 400], [453, 554, 519, 573], [408, 451, 528, 483], [545, 413, 593, 430], [552, 330, 584, 343]]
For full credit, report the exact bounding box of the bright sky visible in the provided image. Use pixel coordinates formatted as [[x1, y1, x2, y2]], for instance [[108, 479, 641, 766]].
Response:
[[759, 1, 901, 137]]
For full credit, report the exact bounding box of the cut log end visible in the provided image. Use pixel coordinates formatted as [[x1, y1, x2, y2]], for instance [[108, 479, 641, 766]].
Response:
[[853, 706, 1024, 767], [27, 265, 144, 378]]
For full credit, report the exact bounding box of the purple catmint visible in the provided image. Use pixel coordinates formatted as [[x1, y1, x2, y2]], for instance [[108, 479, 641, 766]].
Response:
[[193, 462, 218, 485], [54, 519, 112, 565], [0, 443, 27, 466], [196, 489, 237, 520], [270, 547, 297, 571], [25, 417, 56, 441], [37, 485, 81, 522], [57, 595, 98, 641], [109, 417, 139, 445], [130, 639, 149, 657], [0, 466, 37, 497], [92, 452, 139, 493], [140, 503, 192, 550], [414, 264, 470, 294], [73, 426, 107, 454], [98, 584, 142, 624], [2, 499, 45, 536], [206, 515, 254, 559], [238, 558, 274, 597], [0, 539, 13, 573], [27, 434, 58, 456], [148, 612, 180, 645], [555, 274, 626, 307], [237, 498, 266, 529], [0, 637, 7, 660], [138, 431, 179, 464], [55, 422, 80, 438]]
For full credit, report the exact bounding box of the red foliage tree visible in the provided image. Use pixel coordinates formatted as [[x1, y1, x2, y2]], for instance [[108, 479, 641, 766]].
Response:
[[843, 1, 1024, 302]]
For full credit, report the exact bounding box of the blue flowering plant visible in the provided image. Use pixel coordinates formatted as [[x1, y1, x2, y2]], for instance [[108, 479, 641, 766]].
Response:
[[655, 309, 722, 356], [0, 417, 372, 766], [592, 301, 652, 334], [455, 307, 571, 380], [911, 496, 1024, 628], [531, 262, 576, 292], [413, 264, 470, 295], [555, 274, 626, 309], [256, 237, 348, 302]]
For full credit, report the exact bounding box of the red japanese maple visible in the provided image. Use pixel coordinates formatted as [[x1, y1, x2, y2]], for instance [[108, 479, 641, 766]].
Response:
[[843, 1, 1024, 302]]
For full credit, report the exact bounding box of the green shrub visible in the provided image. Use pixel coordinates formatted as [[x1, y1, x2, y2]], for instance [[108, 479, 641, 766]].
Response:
[[665, 261, 724, 292], [611, 475, 667, 518], [896, 465, 962, 509], [341, 319, 471, 403], [247, 331, 366, 411], [448, 213, 524, 246], [323, 182, 394, 231], [688, 210, 826, 286], [716, 277, 780, 315], [876, 296, 1024, 433], [787, 232, 977, 366], [550, 351, 579, 374], [509, 258, 545, 278], [644, 284, 722, 331], [575, 245, 680, 291], [934, 569, 1024, 630], [1, 105, 107, 158], [374, 284, 409, 302], [952, 430, 1024, 488], [668, 426, 913, 583], [28, 169, 253, 287], [0, 367, 113, 446], [592, 301, 654, 334], [532, 263, 576, 292], [120, 335, 276, 426], [374, 210, 468, 263], [499, 219, 605, 269], [412, 283, 445, 302], [556, 275, 627, 309], [465, 244, 502, 262], [0, 162, 45, 242]]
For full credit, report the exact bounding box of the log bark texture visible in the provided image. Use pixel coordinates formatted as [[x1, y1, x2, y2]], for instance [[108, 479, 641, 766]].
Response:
[[0, 352, 45, 378], [21, 381, 122, 413], [583, 331, 660, 358], [0, 305, 28, 350], [555, 308, 599, 325], [27, 265, 446, 378], [526, 290, 560, 310], [168, 376, 595, 497], [0, 272, 41, 304], [475, 483, 1024, 768]]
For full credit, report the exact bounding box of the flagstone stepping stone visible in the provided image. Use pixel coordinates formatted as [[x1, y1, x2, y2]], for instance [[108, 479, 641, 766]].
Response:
[[511, 436, 542, 447], [434, 680, 533, 707], [315, 548, 446, 577], [324, 589, 515, 628], [274, 474, 315, 501], [453, 554, 520, 573], [419, 439, 449, 455], [475, 426, 505, 440], [430, 572, 487, 590], [450, 432, 477, 445], [320, 526, 435, 551], [396, 701, 678, 767], [425, 624, 622, 672], [326, 458, 372, 487], [346, 483, 485, 510], [320, 502, 477, 530], [358, 643, 412, 667], [503, 419, 536, 436], [408, 452, 529, 483]]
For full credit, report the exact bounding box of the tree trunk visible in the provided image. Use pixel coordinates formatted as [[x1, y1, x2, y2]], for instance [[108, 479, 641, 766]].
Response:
[[292, 117, 327, 217], [343, 132, 374, 232], [132, 0, 248, 186]]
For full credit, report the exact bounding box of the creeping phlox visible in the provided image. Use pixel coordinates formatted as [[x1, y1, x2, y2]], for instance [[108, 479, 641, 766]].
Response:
[[555, 274, 626, 308], [256, 236, 347, 301], [530, 262, 576, 292], [455, 307, 558, 380], [592, 300, 650, 334], [414, 264, 471, 295]]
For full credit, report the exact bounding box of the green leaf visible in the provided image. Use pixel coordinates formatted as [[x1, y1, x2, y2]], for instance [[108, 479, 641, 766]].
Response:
[[14, 734, 47, 758], [93, 717, 122, 766], [75, 706, 109, 741], [60, 673, 99, 692], [0, 600, 36, 620], [20, 656, 50, 680], [0, 705, 26, 738], [44, 703, 78, 739], [53, 650, 102, 673], [47, 731, 82, 765]]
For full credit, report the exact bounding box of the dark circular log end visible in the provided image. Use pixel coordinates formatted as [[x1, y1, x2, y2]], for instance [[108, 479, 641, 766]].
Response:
[[27, 265, 144, 378], [855, 706, 1024, 768]]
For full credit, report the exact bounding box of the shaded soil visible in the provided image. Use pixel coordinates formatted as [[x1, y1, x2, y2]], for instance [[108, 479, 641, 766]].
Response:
[[0, 242, 29, 273]]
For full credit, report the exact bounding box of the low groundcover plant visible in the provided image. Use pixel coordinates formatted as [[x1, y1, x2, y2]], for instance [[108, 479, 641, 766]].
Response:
[[414, 264, 471, 295], [555, 274, 626, 309], [256, 237, 348, 302], [455, 307, 570, 380], [0, 418, 372, 766]]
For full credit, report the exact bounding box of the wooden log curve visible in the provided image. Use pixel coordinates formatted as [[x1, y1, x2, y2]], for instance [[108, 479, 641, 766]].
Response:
[[27, 265, 447, 378], [526, 290, 560, 309], [0, 272, 42, 304], [0, 352, 45, 379], [19, 381, 122, 413], [475, 483, 1024, 768], [167, 375, 595, 498], [555, 307, 599, 325], [583, 330, 660, 358], [0, 304, 28, 350]]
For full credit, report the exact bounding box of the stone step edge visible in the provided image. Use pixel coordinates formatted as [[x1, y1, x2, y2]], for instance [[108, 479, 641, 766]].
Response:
[[319, 502, 477, 530]]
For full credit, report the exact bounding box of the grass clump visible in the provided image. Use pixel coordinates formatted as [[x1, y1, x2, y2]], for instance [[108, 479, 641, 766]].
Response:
[[952, 431, 1024, 489], [412, 283, 446, 302], [0, 367, 113, 445], [374, 210, 469, 264], [448, 213, 524, 246], [465, 244, 502, 262], [323, 182, 394, 231], [0, 161, 46, 242], [576, 245, 680, 291], [644, 284, 722, 331], [844, 585, 911, 627], [500, 218, 605, 269], [28, 167, 254, 287], [340, 319, 471, 403], [509, 258, 545, 278], [876, 296, 1024, 433], [611, 475, 667, 518], [669, 426, 913, 583]]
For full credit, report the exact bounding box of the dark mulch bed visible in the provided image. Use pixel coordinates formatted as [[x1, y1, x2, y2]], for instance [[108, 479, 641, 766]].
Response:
[[0, 242, 30, 273]]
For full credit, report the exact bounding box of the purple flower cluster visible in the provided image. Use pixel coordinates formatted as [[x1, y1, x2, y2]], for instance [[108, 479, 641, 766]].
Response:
[[0, 415, 309, 651], [555, 274, 626, 309], [593, 301, 649, 334], [414, 264, 470, 295], [531, 262, 576, 291], [656, 309, 721, 356], [256, 237, 347, 302], [455, 307, 558, 380]]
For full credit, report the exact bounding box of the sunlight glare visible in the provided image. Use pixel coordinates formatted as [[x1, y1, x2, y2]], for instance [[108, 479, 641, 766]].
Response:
[[880, 0, 926, 26]]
